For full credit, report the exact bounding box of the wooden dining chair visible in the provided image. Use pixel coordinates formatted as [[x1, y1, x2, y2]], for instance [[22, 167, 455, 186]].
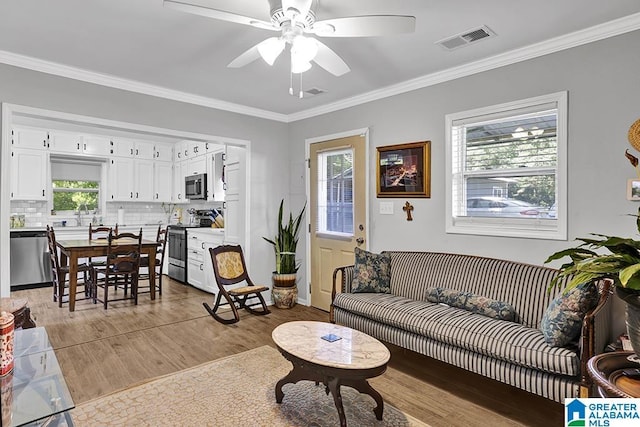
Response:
[[203, 244, 270, 324], [90, 229, 142, 309], [88, 223, 118, 267], [138, 225, 167, 296], [46, 225, 92, 308]]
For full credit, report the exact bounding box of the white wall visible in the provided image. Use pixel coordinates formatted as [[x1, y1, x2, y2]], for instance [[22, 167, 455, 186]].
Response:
[[0, 63, 290, 297], [289, 30, 640, 336]]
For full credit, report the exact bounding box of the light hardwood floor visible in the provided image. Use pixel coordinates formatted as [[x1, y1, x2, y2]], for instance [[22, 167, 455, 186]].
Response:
[[13, 277, 563, 426]]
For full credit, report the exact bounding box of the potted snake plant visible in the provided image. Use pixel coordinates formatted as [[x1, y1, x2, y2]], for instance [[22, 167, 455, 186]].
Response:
[[263, 199, 306, 308]]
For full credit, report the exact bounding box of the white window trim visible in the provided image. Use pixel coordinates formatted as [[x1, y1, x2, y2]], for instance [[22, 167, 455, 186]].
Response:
[[445, 91, 568, 240]]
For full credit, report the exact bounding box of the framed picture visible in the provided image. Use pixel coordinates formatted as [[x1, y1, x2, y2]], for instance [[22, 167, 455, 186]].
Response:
[[376, 141, 430, 198], [628, 179, 640, 201]]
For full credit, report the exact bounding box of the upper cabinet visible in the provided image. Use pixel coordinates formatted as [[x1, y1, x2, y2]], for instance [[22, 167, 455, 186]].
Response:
[[154, 143, 173, 162], [49, 131, 111, 157], [11, 127, 49, 150], [110, 138, 154, 160], [10, 148, 48, 200]]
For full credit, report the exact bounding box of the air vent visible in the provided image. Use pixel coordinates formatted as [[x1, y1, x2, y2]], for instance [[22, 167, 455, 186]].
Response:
[[436, 25, 495, 51], [305, 87, 326, 96]]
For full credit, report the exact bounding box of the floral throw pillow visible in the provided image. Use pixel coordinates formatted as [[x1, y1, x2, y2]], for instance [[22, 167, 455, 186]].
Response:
[[540, 283, 599, 347], [351, 248, 391, 294], [425, 287, 517, 321]]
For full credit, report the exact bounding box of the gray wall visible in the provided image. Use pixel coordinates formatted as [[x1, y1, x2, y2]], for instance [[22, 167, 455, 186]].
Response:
[[0, 63, 290, 292], [289, 30, 640, 335]]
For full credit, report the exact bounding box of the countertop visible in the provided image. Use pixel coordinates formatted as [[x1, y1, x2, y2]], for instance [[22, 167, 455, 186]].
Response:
[[10, 223, 168, 232]]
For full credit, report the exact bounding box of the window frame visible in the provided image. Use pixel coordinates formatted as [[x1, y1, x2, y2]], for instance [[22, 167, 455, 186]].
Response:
[[445, 92, 568, 240]]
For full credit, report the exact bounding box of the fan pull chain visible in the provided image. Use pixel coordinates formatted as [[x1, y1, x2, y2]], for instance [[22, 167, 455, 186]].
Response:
[[299, 72, 303, 99], [289, 69, 294, 96]]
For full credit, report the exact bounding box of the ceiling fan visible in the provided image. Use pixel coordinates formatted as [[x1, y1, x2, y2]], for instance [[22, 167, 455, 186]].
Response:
[[163, 0, 416, 78]]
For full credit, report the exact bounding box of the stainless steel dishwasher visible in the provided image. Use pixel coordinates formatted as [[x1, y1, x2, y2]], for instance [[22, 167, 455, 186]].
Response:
[[10, 230, 53, 289]]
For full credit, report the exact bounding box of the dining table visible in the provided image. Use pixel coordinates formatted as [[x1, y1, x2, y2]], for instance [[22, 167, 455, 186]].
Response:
[[55, 238, 158, 312]]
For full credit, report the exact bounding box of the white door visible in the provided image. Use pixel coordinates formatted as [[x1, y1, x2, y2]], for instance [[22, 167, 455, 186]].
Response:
[[82, 136, 111, 157], [309, 133, 367, 311], [49, 131, 83, 154], [12, 127, 49, 150], [108, 157, 135, 201]]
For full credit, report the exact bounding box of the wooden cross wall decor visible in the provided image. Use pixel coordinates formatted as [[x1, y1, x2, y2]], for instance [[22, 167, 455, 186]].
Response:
[[403, 201, 414, 221]]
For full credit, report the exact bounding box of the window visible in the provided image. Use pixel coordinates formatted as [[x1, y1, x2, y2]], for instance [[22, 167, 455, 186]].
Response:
[[52, 180, 99, 211], [50, 159, 103, 213], [446, 92, 567, 239], [316, 149, 354, 235]]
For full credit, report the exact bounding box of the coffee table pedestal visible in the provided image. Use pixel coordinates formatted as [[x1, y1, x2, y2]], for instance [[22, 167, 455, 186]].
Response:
[[272, 321, 390, 427]]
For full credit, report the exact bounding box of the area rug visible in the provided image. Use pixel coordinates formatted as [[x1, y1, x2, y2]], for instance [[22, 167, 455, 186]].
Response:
[[72, 345, 429, 427]]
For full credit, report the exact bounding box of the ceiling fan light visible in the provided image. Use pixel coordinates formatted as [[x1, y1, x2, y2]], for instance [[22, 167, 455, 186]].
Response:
[[257, 37, 285, 66], [292, 36, 318, 63], [291, 58, 312, 74]]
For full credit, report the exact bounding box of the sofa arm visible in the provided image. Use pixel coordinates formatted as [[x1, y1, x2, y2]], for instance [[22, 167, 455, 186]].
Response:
[[580, 279, 614, 391], [330, 265, 355, 323]]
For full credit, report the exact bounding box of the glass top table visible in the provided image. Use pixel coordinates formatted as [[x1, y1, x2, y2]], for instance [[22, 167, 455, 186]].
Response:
[[3, 327, 75, 427]]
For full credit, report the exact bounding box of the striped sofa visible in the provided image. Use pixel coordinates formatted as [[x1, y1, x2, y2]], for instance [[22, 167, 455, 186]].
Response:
[[330, 251, 613, 403]]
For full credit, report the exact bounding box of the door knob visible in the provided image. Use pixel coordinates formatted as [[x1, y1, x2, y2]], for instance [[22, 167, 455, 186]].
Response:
[[356, 237, 365, 246]]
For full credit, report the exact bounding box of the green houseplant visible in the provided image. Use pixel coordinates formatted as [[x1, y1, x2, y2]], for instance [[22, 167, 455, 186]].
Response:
[[263, 199, 306, 308], [546, 208, 640, 353]]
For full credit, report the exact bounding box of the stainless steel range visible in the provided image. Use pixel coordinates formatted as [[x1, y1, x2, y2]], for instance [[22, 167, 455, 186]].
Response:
[[167, 210, 219, 283]]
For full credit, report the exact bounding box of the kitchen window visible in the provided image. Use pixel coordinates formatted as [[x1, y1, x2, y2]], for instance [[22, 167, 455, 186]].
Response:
[[52, 180, 99, 211], [445, 92, 567, 240], [50, 159, 103, 213]]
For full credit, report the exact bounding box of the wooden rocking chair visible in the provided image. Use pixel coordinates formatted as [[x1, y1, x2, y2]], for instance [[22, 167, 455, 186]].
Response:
[[203, 245, 270, 324]]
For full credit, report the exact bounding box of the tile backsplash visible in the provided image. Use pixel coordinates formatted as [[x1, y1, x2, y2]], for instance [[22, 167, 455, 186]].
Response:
[[9, 200, 221, 228]]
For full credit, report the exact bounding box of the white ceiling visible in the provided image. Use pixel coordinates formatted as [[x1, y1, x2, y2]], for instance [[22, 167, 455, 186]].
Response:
[[1, 0, 640, 121]]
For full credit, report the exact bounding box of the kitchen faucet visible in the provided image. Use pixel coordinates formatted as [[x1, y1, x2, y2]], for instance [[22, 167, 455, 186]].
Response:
[[77, 203, 89, 226]]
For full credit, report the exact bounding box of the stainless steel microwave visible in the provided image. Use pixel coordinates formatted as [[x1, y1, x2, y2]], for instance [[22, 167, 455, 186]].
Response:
[[185, 173, 207, 200]]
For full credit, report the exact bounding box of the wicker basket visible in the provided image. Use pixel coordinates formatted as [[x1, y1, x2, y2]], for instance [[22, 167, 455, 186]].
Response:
[[629, 118, 640, 152]]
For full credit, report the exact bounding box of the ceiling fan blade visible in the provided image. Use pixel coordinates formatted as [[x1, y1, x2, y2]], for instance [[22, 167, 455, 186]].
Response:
[[228, 37, 285, 68], [312, 40, 350, 76], [310, 15, 416, 37], [228, 44, 262, 68], [163, 0, 276, 31]]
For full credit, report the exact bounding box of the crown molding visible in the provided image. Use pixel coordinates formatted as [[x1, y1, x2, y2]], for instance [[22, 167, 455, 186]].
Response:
[[0, 12, 639, 124], [0, 50, 289, 123], [287, 12, 640, 122]]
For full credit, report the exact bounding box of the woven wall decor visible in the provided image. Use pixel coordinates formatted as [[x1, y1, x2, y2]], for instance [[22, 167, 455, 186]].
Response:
[[629, 118, 640, 152]]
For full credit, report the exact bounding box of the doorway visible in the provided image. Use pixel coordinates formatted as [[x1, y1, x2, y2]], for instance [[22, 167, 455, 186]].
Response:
[[307, 130, 368, 311]]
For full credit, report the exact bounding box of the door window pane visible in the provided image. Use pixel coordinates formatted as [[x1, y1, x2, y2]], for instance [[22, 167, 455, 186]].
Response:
[[317, 149, 353, 235]]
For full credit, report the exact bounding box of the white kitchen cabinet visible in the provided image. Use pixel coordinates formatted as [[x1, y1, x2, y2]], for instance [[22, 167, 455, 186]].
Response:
[[172, 161, 188, 203], [175, 140, 191, 162], [187, 229, 223, 293], [185, 155, 206, 177], [187, 140, 208, 157], [111, 138, 155, 160], [11, 127, 49, 150], [153, 143, 173, 162], [49, 131, 111, 157], [10, 148, 48, 200], [154, 161, 173, 202], [107, 157, 135, 201], [82, 135, 112, 157], [108, 156, 156, 202], [48, 131, 83, 154], [135, 159, 154, 201]]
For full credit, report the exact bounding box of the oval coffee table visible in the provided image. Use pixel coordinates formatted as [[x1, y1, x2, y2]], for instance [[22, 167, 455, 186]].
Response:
[[272, 321, 390, 427]]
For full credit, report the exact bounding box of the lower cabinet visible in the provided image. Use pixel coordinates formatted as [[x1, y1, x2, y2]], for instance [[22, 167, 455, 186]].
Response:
[[186, 229, 224, 293]]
